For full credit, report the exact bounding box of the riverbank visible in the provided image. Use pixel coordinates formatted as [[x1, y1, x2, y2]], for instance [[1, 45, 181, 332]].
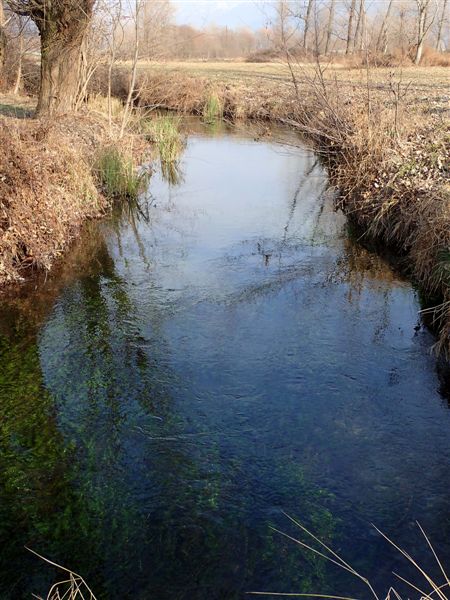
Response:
[[99, 63, 449, 355], [0, 102, 148, 286], [1, 63, 449, 353]]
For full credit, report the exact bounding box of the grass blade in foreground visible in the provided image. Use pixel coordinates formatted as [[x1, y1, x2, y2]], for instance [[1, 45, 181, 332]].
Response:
[[27, 547, 97, 600], [249, 517, 449, 600]]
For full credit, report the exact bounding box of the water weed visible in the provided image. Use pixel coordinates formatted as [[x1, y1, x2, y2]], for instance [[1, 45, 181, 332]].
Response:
[[202, 91, 223, 124], [146, 114, 185, 165], [95, 146, 147, 201]]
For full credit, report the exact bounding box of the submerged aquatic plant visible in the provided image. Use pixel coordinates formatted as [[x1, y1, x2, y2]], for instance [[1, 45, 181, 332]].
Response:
[[161, 160, 184, 186], [203, 91, 223, 124], [94, 146, 148, 201], [146, 114, 185, 165]]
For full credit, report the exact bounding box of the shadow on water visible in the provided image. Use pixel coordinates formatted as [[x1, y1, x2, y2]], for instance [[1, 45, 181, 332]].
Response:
[[0, 122, 449, 599]]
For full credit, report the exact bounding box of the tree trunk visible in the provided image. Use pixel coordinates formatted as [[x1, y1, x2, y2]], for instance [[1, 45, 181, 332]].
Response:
[[6, 0, 94, 116], [303, 0, 314, 51], [436, 0, 447, 50], [120, 0, 141, 139], [414, 0, 429, 65], [345, 0, 356, 54], [36, 16, 89, 115], [358, 0, 366, 52], [325, 0, 335, 55], [12, 28, 22, 94], [376, 0, 393, 54], [353, 0, 364, 52]]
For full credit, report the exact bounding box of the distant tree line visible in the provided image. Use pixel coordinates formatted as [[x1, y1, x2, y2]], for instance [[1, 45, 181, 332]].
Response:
[[0, 0, 448, 118], [269, 0, 448, 63], [110, 0, 450, 62]]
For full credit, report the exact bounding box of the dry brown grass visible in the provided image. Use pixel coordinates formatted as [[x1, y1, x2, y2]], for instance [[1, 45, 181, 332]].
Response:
[[0, 116, 105, 284], [0, 108, 147, 285], [28, 547, 97, 600]]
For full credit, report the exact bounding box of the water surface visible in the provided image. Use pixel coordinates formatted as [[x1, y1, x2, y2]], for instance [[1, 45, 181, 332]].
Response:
[[1, 123, 449, 599]]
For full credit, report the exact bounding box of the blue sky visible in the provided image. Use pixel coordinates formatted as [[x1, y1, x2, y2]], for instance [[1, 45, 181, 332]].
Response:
[[172, 1, 273, 30]]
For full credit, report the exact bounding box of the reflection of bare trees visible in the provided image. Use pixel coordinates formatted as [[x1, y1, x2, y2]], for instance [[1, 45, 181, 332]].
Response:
[[322, 238, 411, 344], [283, 157, 319, 242]]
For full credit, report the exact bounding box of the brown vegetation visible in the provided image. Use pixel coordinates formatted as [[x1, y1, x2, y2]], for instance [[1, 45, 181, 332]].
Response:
[[0, 109, 146, 285], [0, 115, 103, 284]]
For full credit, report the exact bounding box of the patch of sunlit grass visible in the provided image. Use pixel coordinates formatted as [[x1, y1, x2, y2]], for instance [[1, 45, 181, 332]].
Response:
[[203, 91, 223, 124], [87, 94, 124, 119]]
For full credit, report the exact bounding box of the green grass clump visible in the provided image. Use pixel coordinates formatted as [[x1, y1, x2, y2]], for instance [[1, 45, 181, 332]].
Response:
[[146, 115, 184, 165], [202, 91, 223, 124], [95, 146, 147, 201]]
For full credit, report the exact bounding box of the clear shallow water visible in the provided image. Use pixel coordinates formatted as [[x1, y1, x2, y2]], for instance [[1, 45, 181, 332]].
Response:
[[0, 124, 449, 599]]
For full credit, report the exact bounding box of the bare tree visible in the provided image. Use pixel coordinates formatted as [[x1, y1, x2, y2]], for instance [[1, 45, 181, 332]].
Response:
[[303, 0, 314, 51], [120, 0, 142, 138], [345, 0, 357, 54], [435, 0, 448, 50], [397, 3, 409, 58], [7, 0, 95, 115], [376, 0, 394, 54], [353, 0, 365, 52], [103, 0, 124, 130], [11, 14, 23, 93], [140, 0, 173, 59], [414, 0, 435, 64], [324, 0, 335, 54]]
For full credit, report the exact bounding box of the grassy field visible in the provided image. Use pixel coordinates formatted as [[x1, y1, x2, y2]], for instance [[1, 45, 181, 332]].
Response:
[[2, 61, 448, 115], [135, 60, 450, 95]]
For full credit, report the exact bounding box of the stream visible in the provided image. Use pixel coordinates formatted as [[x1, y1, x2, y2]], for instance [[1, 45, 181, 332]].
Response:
[[0, 121, 449, 599]]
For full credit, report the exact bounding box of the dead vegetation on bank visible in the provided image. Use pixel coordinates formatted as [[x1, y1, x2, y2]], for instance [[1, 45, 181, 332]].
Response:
[[0, 110, 147, 285]]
